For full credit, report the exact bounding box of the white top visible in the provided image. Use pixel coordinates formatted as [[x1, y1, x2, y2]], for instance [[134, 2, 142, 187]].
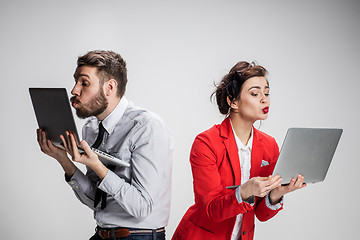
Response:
[[230, 124, 253, 240], [230, 123, 282, 239]]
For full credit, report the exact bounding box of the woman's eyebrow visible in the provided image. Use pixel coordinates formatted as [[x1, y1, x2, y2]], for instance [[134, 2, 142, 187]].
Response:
[[248, 86, 270, 91]]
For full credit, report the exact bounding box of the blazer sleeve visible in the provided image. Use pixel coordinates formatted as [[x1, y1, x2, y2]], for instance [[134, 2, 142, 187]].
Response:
[[190, 134, 253, 222]]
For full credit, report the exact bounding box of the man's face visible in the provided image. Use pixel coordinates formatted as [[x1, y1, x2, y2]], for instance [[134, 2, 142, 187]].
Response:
[[70, 66, 108, 119]]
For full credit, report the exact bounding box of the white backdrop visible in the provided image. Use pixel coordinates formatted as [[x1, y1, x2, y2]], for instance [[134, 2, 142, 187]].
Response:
[[1, 0, 359, 239]]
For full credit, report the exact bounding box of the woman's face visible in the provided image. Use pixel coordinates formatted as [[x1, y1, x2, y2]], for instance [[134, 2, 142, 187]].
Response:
[[232, 76, 270, 122]]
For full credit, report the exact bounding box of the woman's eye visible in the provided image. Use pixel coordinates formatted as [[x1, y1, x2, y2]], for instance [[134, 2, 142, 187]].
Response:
[[265, 93, 270, 97], [251, 93, 258, 97]]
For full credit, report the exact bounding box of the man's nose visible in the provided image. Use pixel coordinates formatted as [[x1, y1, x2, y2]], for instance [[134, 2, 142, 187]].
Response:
[[71, 82, 80, 96]]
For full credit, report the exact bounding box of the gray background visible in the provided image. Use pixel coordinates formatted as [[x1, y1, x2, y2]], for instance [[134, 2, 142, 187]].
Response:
[[1, 0, 359, 239]]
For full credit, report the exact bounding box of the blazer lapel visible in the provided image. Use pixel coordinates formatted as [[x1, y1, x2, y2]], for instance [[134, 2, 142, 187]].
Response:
[[220, 118, 241, 186], [250, 127, 263, 178]]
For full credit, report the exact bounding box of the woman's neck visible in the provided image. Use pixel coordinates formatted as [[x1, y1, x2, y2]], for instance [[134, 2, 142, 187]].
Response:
[[229, 114, 254, 146]]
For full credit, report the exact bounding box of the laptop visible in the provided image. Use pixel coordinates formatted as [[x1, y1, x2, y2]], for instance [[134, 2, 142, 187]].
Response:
[[272, 127, 342, 184], [29, 88, 130, 168]]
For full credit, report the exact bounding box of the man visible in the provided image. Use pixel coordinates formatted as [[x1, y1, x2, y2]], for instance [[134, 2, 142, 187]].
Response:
[[37, 50, 173, 240]]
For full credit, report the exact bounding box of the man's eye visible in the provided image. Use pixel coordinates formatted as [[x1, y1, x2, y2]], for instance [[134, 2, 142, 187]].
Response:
[[265, 93, 270, 97]]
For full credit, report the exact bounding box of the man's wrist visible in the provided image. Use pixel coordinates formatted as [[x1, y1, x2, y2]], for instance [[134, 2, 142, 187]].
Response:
[[91, 162, 109, 180]]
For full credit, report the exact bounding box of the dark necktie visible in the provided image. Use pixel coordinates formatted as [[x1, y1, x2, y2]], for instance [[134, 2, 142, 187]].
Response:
[[92, 122, 105, 149], [92, 122, 114, 209]]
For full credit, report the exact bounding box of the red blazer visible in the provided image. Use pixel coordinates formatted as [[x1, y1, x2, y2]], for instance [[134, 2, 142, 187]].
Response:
[[172, 117, 282, 240]]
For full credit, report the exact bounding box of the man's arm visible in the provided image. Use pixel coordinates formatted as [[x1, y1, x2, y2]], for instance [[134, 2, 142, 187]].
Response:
[[37, 129, 99, 209]]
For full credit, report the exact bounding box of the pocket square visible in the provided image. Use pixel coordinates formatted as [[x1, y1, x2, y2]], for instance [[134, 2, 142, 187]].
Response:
[[261, 160, 270, 167]]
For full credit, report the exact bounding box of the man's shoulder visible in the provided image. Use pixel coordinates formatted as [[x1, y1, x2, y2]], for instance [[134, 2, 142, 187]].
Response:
[[83, 116, 98, 128], [124, 102, 164, 125]]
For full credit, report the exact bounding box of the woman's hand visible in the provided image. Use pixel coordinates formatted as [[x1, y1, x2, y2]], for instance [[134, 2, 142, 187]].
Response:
[[240, 175, 283, 200], [61, 131, 109, 179], [269, 174, 307, 204]]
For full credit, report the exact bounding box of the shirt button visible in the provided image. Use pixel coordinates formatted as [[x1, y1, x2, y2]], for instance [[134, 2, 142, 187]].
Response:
[[243, 231, 247, 235]]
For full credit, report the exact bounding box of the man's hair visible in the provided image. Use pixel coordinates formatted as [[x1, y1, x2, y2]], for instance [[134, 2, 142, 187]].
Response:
[[77, 50, 127, 97]]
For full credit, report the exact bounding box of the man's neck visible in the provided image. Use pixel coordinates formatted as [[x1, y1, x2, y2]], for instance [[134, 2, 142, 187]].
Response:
[[96, 96, 121, 121]]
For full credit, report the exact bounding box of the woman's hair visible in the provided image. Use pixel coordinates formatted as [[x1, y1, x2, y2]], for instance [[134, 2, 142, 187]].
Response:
[[77, 50, 128, 97], [212, 61, 268, 115]]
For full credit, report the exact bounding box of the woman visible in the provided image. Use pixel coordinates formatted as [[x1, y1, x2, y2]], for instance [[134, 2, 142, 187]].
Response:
[[172, 61, 306, 240]]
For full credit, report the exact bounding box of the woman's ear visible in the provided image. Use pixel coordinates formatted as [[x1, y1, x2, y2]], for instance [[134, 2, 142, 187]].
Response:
[[227, 96, 239, 111]]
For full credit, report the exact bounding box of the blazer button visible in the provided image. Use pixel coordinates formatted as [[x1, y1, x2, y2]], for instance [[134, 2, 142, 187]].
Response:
[[243, 231, 247, 235]]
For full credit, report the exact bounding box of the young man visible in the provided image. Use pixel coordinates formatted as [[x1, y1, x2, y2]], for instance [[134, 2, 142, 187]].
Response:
[[37, 50, 173, 240]]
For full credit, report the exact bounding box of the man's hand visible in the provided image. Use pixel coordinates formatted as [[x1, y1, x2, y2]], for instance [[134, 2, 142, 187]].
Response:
[[36, 129, 76, 177], [37, 129, 68, 162], [62, 131, 109, 180]]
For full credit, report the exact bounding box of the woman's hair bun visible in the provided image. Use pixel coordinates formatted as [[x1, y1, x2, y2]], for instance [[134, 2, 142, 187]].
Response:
[[212, 61, 268, 115]]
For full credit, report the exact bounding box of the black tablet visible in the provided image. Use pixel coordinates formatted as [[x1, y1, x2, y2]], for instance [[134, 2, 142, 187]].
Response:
[[29, 88, 80, 147]]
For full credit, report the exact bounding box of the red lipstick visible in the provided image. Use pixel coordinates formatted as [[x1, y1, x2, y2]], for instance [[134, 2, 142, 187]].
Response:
[[262, 107, 269, 114]]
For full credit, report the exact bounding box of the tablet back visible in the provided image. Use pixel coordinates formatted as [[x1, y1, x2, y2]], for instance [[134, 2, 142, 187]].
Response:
[[29, 88, 80, 147], [273, 128, 342, 184]]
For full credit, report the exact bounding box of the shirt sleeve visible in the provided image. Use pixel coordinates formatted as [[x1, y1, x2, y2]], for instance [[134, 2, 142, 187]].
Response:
[[265, 193, 283, 210], [235, 186, 255, 206], [66, 168, 97, 210]]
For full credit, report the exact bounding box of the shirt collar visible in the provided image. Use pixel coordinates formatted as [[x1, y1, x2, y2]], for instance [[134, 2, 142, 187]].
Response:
[[100, 96, 129, 134]]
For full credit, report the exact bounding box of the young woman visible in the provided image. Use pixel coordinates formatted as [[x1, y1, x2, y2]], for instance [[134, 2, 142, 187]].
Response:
[[172, 61, 306, 240]]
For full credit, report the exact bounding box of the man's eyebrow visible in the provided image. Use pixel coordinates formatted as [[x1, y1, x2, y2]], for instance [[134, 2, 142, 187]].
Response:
[[73, 73, 90, 79]]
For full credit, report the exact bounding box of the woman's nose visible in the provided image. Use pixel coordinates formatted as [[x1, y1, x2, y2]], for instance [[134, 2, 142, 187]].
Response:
[[260, 93, 269, 103]]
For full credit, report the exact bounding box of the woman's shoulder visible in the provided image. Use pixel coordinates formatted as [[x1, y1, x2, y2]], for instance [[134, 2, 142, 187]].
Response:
[[255, 128, 275, 140], [254, 128, 278, 148], [196, 123, 222, 142]]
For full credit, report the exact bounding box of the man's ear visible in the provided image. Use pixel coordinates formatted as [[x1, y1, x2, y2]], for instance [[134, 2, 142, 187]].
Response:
[[227, 96, 239, 111], [104, 79, 118, 96]]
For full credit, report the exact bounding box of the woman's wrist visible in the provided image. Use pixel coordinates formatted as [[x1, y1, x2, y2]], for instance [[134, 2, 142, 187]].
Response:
[[240, 183, 252, 201], [269, 190, 282, 205]]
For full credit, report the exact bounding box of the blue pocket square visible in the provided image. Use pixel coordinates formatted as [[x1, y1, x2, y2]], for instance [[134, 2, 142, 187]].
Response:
[[261, 160, 270, 167]]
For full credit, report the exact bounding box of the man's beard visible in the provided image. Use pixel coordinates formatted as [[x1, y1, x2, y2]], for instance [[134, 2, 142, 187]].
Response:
[[71, 88, 108, 119]]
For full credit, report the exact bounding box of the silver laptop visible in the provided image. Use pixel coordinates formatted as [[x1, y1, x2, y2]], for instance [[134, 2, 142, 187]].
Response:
[[272, 128, 342, 184], [29, 88, 130, 168]]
